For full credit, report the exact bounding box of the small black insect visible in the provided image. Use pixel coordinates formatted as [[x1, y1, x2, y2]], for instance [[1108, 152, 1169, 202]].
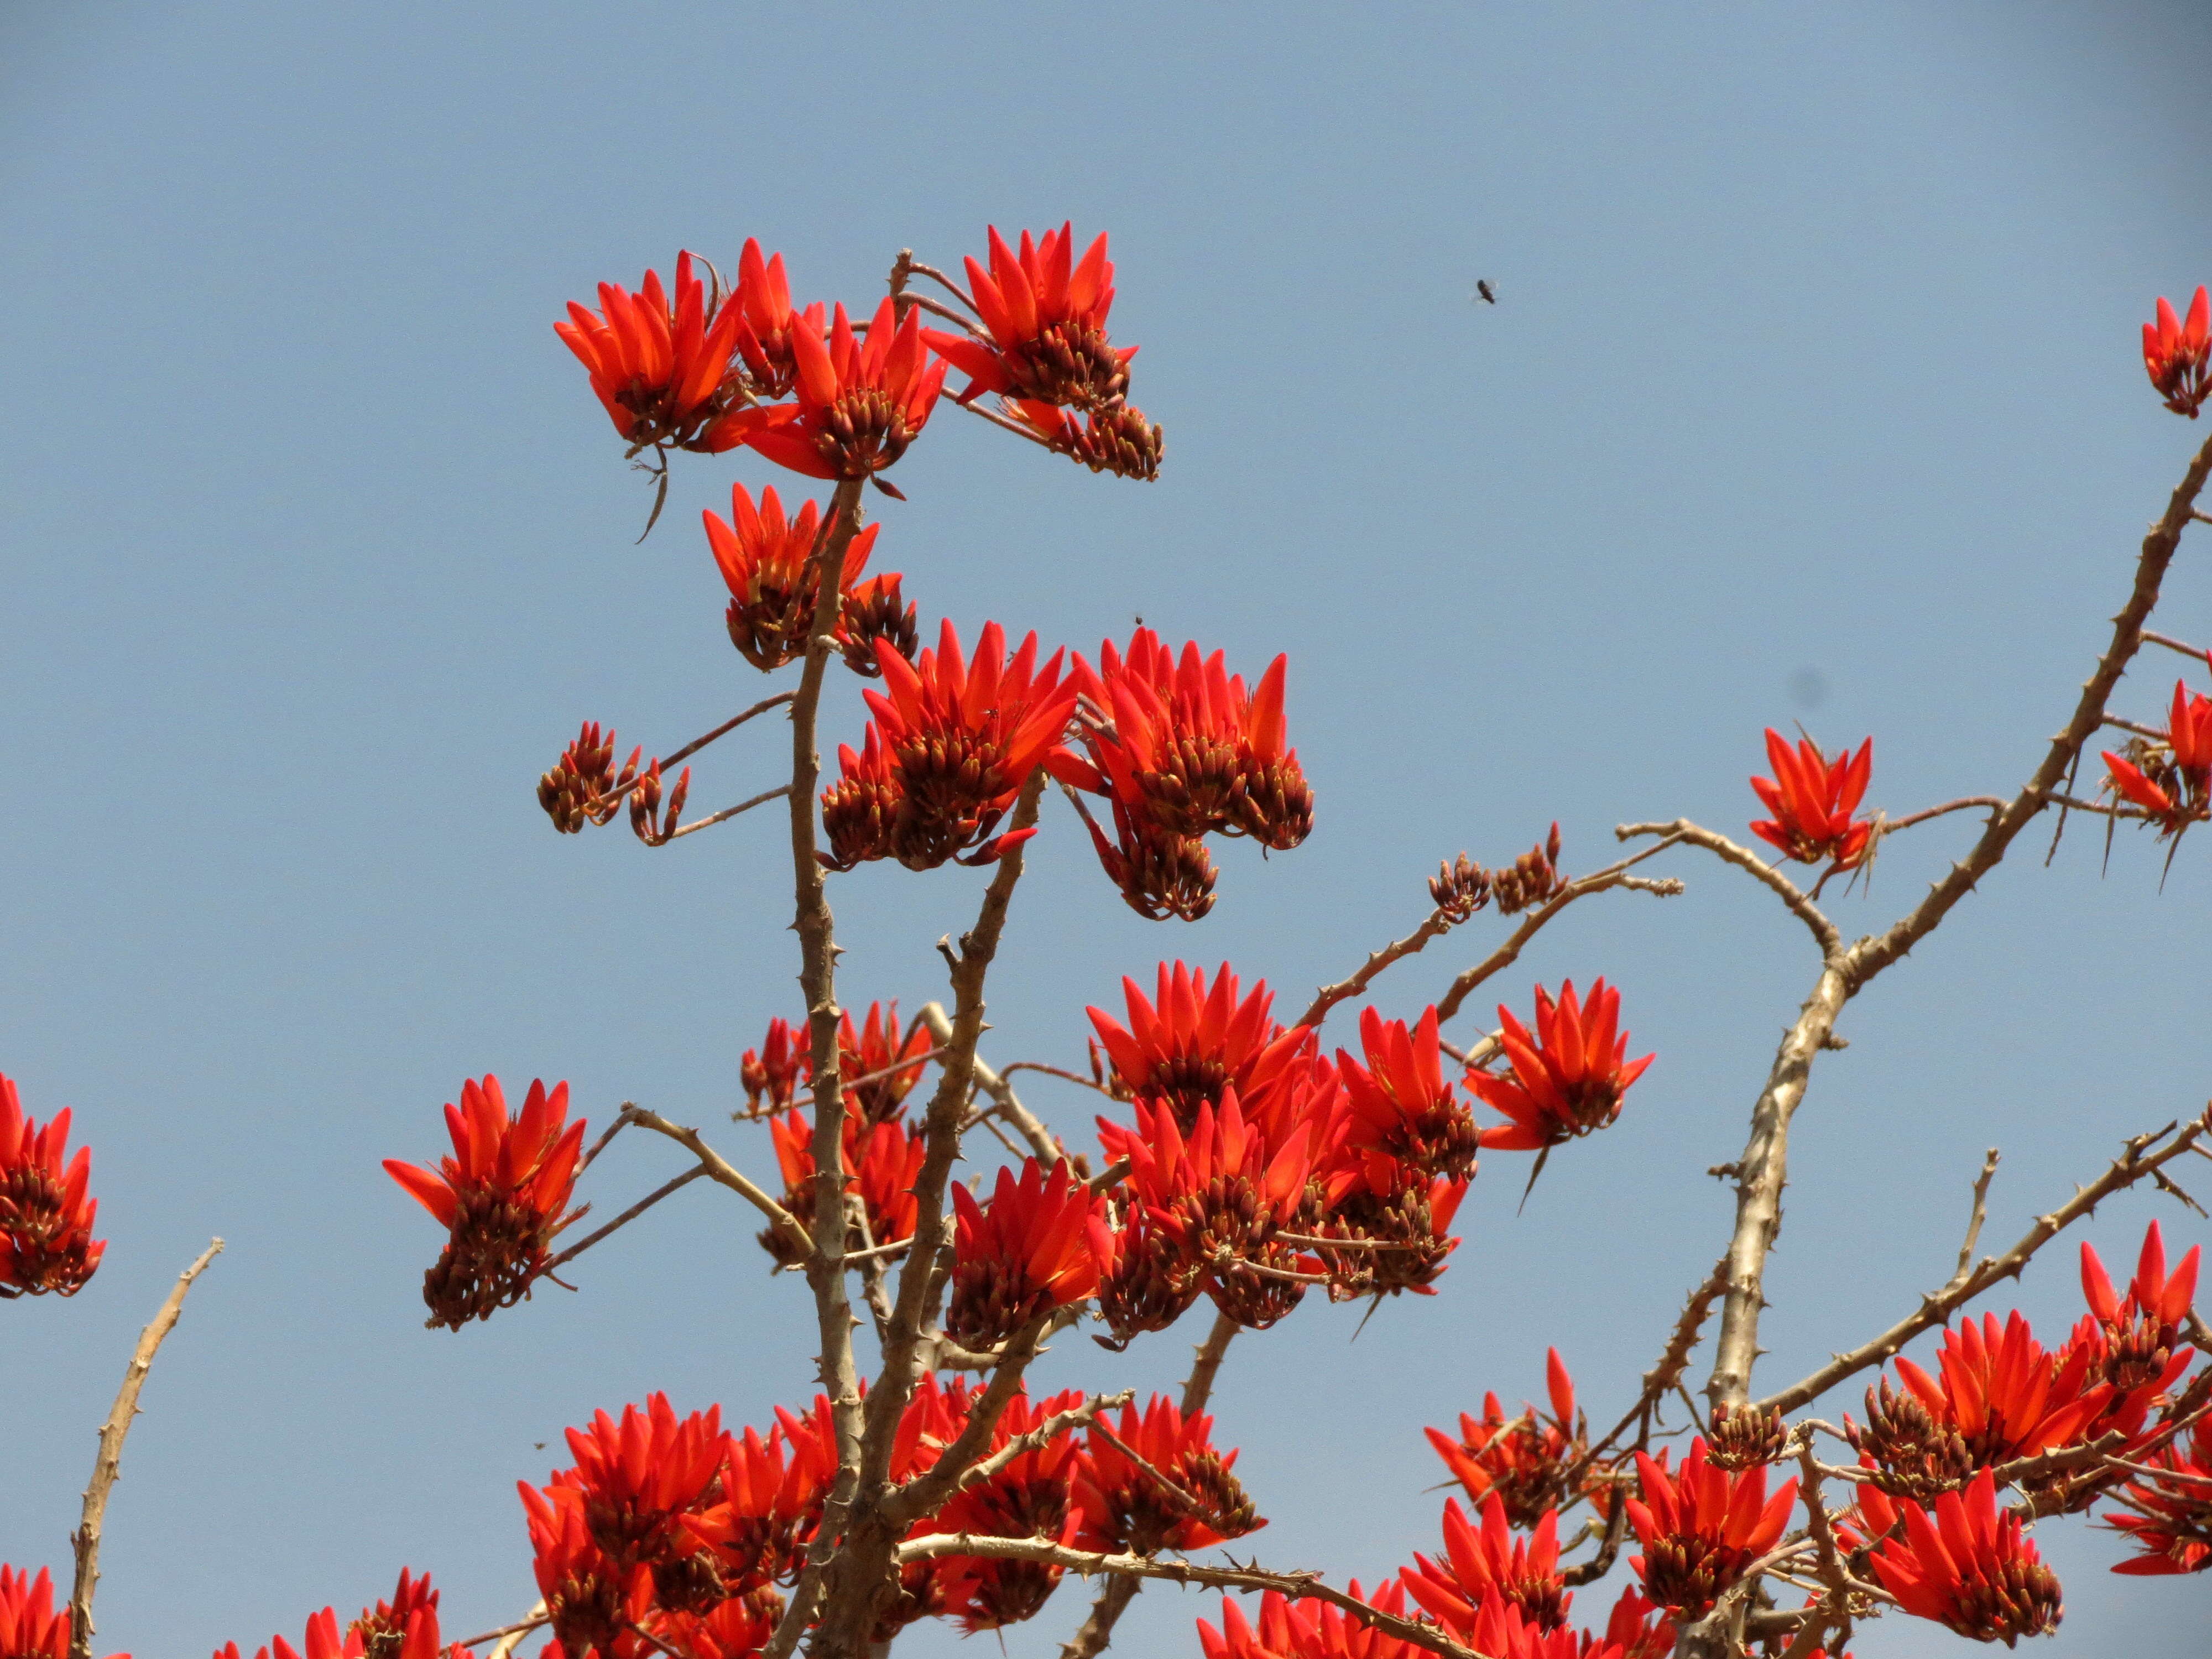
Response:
[[1473, 279, 1498, 306]]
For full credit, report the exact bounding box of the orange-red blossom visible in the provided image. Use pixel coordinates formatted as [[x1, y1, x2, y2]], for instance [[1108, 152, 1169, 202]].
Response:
[[1085, 961, 1315, 1134], [1401, 1491, 1571, 1632], [2144, 285, 2211, 418], [947, 1157, 1103, 1348], [1749, 728, 1874, 868], [1074, 1394, 1265, 1555], [1468, 979, 1653, 1152], [0, 1072, 106, 1297], [383, 1076, 586, 1330], [0, 1564, 127, 1659], [2101, 669, 2212, 833], [1859, 1468, 2063, 1644], [1625, 1438, 1798, 1618], [922, 224, 1135, 411], [703, 482, 882, 672], [1424, 1348, 1592, 1529], [555, 252, 744, 451]]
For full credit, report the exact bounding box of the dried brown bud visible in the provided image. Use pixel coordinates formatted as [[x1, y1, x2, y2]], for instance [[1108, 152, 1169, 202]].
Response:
[[840, 573, 920, 678], [1706, 1401, 1790, 1470], [1430, 852, 1492, 923], [1491, 822, 1566, 915]]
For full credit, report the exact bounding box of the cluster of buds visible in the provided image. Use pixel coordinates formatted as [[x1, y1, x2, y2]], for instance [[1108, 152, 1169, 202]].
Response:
[[383, 1076, 587, 1329], [1429, 852, 1493, 923], [2101, 667, 2212, 837], [1005, 399, 1164, 481], [0, 1073, 107, 1298], [739, 1018, 807, 1117], [536, 722, 641, 835], [1060, 630, 1314, 921], [2144, 285, 2211, 419], [820, 622, 1075, 872], [1704, 1401, 1790, 1470], [627, 760, 691, 847], [1490, 824, 1566, 915], [839, 573, 919, 678]]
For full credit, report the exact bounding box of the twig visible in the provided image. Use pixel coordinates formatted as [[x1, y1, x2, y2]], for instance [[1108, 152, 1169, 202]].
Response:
[[999, 1061, 1120, 1099], [917, 1002, 1064, 1164], [1754, 1107, 2212, 1413], [624, 1108, 814, 1261], [1616, 821, 1840, 954], [1296, 910, 1455, 1031], [577, 1104, 637, 1173], [1562, 1260, 1729, 1495], [1182, 1311, 1240, 1417], [662, 782, 793, 841], [1878, 796, 2009, 835], [543, 1166, 708, 1270], [461, 1610, 547, 1653], [2142, 628, 2210, 662], [661, 690, 797, 770], [69, 1239, 224, 1659]]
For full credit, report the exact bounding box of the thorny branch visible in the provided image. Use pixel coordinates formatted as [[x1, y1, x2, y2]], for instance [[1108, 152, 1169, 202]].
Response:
[[918, 1000, 1066, 1164], [69, 1239, 224, 1659], [624, 1108, 813, 1261]]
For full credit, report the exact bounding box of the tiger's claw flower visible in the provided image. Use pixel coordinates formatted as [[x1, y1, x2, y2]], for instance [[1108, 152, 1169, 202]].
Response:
[[706, 298, 947, 483], [703, 482, 881, 672], [1749, 729, 1874, 868], [555, 252, 745, 451], [1468, 979, 1653, 1152], [1625, 1438, 1798, 1619], [2144, 285, 2211, 418], [1079, 796, 1218, 923], [383, 1076, 587, 1329], [758, 1108, 924, 1270], [0, 1073, 107, 1297], [839, 573, 919, 678], [948, 1157, 1103, 1348], [922, 224, 1135, 411], [820, 621, 1077, 872], [2079, 1220, 2200, 1395], [1860, 1469, 2063, 1644], [740, 1018, 807, 1116]]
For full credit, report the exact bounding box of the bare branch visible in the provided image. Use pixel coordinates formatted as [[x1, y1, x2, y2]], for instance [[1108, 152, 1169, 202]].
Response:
[[917, 1001, 1064, 1164], [1878, 797, 2009, 836], [1182, 1311, 1240, 1417], [543, 1166, 708, 1271], [662, 782, 793, 841], [1296, 910, 1455, 1031], [70, 1239, 224, 1659], [1616, 821, 1840, 955], [626, 1108, 814, 1260]]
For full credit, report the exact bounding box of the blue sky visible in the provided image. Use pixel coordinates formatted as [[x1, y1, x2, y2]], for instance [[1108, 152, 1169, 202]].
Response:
[[2, 3, 2209, 1653]]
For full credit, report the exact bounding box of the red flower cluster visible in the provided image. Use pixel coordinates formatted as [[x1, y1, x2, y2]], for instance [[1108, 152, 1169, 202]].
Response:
[[948, 1158, 1103, 1348], [1424, 1349, 1596, 1529], [1467, 980, 1653, 1154], [2144, 285, 2211, 418], [739, 1002, 935, 1124], [739, 1018, 807, 1117], [1201, 1580, 1661, 1659], [921, 224, 1162, 481], [383, 1076, 587, 1329], [1749, 729, 1874, 869], [2103, 1414, 2212, 1575], [1402, 1492, 1571, 1632], [1625, 1438, 1798, 1618], [704, 482, 891, 674], [1075, 1395, 1265, 1555], [710, 299, 947, 488], [1086, 962, 1314, 1135], [555, 252, 747, 452], [758, 1105, 924, 1271], [2101, 667, 2212, 835], [821, 621, 1077, 871], [1860, 1469, 2063, 1644], [1, 1564, 126, 1659], [216, 1598, 456, 1659], [1060, 629, 1313, 921], [0, 1072, 106, 1298], [348, 1570, 441, 1659]]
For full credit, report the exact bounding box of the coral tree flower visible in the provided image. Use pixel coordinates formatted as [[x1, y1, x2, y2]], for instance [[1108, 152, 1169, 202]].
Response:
[[740, 1017, 808, 1117], [1626, 1438, 1798, 1618], [520, 1491, 653, 1659], [1402, 1491, 1571, 1632], [835, 1000, 935, 1126], [728, 238, 822, 403], [1749, 729, 1874, 868], [555, 252, 745, 451], [0, 1073, 106, 1298], [1085, 961, 1314, 1134], [928, 1386, 1093, 1633], [0, 1564, 128, 1659], [1198, 1580, 1423, 1659], [821, 621, 1077, 872], [1076, 1394, 1264, 1554], [923, 225, 1135, 411], [349, 1569, 440, 1658], [1468, 980, 1653, 1153], [703, 483, 883, 672], [1425, 1349, 1592, 1529], [1860, 1469, 2063, 1644], [682, 1418, 836, 1597], [2144, 285, 2211, 418], [533, 1394, 734, 1618], [2074, 1220, 2200, 1416], [1003, 398, 1165, 481], [537, 722, 643, 835], [2100, 670, 2212, 834], [1334, 1006, 1480, 1187], [758, 1107, 924, 1270], [383, 1076, 587, 1330], [707, 298, 947, 484], [2103, 1415, 2212, 1574], [948, 1157, 1103, 1348]]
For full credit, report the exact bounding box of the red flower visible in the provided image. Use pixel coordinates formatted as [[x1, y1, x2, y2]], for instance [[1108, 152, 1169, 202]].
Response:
[[1001, 398, 1165, 481], [682, 1420, 835, 1595], [837, 1000, 935, 1126], [349, 1570, 439, 1657], [1075, 1394, 1265, 1554], [2102, 1415, 2212, 1575], [537, 722, 643, 834], [0, 1564, 127, 1659], [703, 482, 882, 672], [1589, 1587, 1674, 1659], [1066, 629, 1313, 852], [1625, 1438, 1798, 1618], [545, 1394, 733, 1615], [821, 621, 1077, 872], [1088, 1188, 1205, 1345], [728, 238, 822, 403], [928, 1387, 1092, 1633], [1074, 792, 1219, 923], [948, 1157, 1103, 1348], [1468, 980, 1653, 1153], [922, 224, 1135, 410], [1333, 1006, 1481, 1188], [518, 1488, 654, 1659], [2101, 672, 2212, 833], [0, 1073, 106, 1297], [1402, 1491, 1571, 1631], [555, 252, 744, 451], [2073, 1220, 2200, 1422], [2144, 285, 2211, 418], [1845, 1311, 2112, 1495], [1749, 729, 1874, 868], [706, 298, 947, 484], [1198, 1580, 1422, 1659], [1860, 1468, 2063, 1643], [383, 1076, 587, 1330], [1085, 962, 1316, 1135], [740, 1018, 807, 1117], [758, 1108, 924, 1269], [646, 1599, 776, 1659], [1423, 1349, 1592, 1530]]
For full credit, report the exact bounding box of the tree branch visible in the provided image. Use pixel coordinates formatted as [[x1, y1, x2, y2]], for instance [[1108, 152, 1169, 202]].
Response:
[[70, 1239, 224, 1659], [917, 1001, 1064, 1164], [624, 1108, 813, 1260], [1615, 821, 1840, 955]]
